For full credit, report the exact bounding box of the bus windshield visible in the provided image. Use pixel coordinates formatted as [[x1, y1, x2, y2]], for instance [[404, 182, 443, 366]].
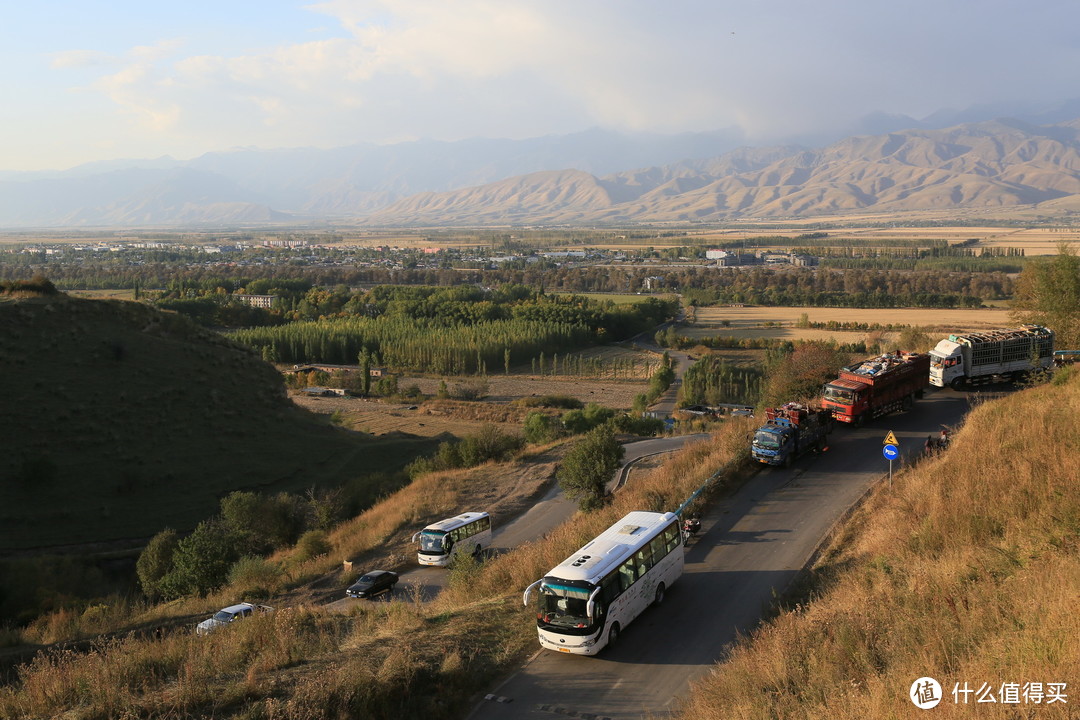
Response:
[[419, 529, 447, 553], [538, 580, 594, 629], [753, 431, 780, 450], [823, 385, 853, 403]]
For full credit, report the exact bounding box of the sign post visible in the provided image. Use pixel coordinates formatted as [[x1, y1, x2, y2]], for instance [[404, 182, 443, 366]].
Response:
[[882, 431, 900, 486]]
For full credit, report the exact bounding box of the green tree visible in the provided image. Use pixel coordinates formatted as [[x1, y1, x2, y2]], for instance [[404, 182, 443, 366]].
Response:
[[375, 374, 399, 397], [359, 347, 372, 395], [136, 528, 178, 599], [760, 342, 850, 408], [632, 393, 649, 414], [1012, 241, 1080, 349], [895, 325, 932, 353], [160, 520, 239, 598], [557, 424, 624, 511], [307, 487, 345, 532], [524, 411, 560, 444], [561, 403, 615, 434], [220, 491, 265, 552]]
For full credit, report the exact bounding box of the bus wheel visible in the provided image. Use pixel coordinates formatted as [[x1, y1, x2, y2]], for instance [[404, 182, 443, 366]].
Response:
[[607, 623, 620, 649], [653, 583, 666, 606], [472, 544, 482, 559]]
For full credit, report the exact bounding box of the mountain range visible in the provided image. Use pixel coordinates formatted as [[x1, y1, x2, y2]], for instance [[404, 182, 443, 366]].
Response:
[[6, 108, 1080, 228]]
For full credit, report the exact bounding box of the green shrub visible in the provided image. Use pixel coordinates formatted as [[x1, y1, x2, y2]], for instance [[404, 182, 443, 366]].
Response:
[[136, 528, 178, 599], [1051, 365, 1076, 386], [446, 549, 482, 592], [515, 394, 583, 409], [158, 519, 240, 598], [523, 411, 561, 444], [295, 530, 331, 562], [557, 424, 624, 512], [228, 556, 284, 599], [613, 414, 665, 436], [407, 426, 524, 477]]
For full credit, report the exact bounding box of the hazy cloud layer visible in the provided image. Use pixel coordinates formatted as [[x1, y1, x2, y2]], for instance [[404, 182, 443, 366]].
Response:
[[4, 0, 1079, 171]]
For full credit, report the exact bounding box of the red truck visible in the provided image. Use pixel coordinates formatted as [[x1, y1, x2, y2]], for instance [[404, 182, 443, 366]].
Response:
[[821, 351, 930, 426]]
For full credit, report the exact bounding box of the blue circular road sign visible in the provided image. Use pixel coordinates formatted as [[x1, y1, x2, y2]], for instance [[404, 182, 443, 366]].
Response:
[[883, 444, 899, 460]]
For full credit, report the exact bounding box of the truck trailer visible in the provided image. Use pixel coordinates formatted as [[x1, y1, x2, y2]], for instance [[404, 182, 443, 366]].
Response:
[[751, 403, 832, 466], [821, 351, 930, 426], [929, 325, 1055, 389]]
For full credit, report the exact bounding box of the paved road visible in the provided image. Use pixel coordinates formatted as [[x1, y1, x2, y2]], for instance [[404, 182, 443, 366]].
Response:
[[467, 387, 978, 720], [327, 434, 711, 610]]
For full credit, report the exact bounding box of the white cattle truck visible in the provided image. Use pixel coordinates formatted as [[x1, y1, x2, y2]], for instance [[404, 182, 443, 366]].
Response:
[[930, 325, 1054, 389]]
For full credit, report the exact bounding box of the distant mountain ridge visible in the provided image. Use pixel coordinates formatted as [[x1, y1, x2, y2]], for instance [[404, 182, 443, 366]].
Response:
[[0, 128, 743, 228], [366, 118, 1080, 225], [6, 111, 1080, 227]]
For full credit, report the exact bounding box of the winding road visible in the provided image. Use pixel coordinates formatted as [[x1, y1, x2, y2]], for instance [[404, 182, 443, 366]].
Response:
[[326, 434, 711, 609], [467, 387, 979, 720]]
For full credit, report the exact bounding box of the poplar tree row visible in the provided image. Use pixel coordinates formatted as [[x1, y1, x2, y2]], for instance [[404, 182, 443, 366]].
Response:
[[230, 316, 595, 374]]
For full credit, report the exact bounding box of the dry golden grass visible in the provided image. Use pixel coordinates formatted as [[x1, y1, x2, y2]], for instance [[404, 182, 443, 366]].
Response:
[[0, 414, 758, 719], [674, 370, 1080, 720]]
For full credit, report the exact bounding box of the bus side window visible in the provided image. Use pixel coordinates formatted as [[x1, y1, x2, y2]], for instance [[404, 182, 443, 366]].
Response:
[[618, 559, 636, 591], [481, 516, 490, 531], [650, 535, 667, 562], [601, 573, 621, 606], [664, 526, 680, 553], [636, 547, 653, 578]]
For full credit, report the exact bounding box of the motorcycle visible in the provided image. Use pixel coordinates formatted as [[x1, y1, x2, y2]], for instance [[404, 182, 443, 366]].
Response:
[[682, 517, 701, 541]]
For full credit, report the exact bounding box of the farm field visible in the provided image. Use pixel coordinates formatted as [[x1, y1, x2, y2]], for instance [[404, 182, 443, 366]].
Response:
[[578, 223, 1077, 255], [66, 288, 139, 300], [685, 305, 1019, 345]]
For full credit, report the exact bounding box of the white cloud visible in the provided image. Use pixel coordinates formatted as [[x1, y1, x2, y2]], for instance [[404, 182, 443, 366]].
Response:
[[51, 49, 119, 69], [29, 0, 1080, 169]]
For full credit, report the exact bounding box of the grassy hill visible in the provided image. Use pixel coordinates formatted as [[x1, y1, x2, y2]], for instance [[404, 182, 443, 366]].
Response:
[[0, 293, 438, 551]]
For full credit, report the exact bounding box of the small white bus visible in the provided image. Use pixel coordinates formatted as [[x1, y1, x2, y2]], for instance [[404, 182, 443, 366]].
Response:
[[523, 510, 684, 655], [412, 512, 492, 566]]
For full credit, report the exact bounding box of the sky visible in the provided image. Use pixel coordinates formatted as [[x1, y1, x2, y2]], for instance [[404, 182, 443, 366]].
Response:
[[3, 0, 1079, 172]]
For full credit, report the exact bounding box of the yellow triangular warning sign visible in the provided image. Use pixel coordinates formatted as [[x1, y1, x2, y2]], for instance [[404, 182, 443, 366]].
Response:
[[883, 430, 898, 446]]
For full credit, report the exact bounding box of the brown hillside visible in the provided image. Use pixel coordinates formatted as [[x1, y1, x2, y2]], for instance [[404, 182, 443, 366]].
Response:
[[362, 119, 1080, 224]]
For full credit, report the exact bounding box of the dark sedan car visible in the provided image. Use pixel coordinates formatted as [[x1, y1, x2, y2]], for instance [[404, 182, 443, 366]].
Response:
[[346, 570, 399, 599]]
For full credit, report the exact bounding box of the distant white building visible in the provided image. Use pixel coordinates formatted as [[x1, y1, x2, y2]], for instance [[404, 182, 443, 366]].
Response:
[[234, 294, 276, 309]]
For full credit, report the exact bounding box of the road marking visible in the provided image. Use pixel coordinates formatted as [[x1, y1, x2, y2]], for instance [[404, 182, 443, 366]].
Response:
[[484, 694, 513, 704]]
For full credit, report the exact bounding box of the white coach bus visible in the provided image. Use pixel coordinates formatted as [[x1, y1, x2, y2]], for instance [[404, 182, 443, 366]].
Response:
[[412, 512, 491, 566], [523, 511, 684, 655]]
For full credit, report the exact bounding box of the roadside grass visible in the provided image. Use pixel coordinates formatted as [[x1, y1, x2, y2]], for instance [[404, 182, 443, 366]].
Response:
[[0, 419, 758, 718], [673, 372, 1080, 720]]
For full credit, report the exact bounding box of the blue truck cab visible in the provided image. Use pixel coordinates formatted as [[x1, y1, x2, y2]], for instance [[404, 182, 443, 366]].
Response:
[[751, 404, 831, 467]]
